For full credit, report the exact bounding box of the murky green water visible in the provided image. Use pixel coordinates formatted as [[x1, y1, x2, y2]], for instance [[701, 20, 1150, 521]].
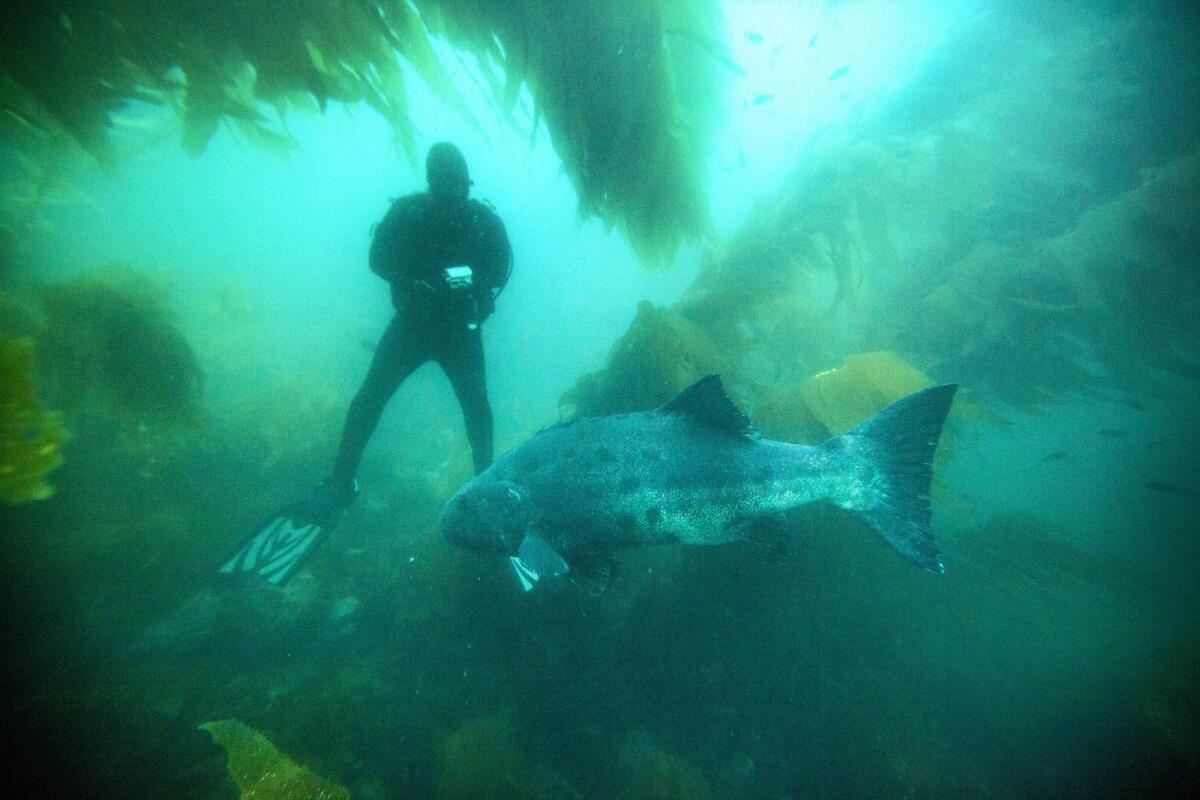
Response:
[[2, 2, 1198, 798]]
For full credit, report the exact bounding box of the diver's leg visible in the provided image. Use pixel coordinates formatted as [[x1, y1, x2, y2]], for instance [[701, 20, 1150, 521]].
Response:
[[437, 329, 493, 474], [331, 317, 426, 485]]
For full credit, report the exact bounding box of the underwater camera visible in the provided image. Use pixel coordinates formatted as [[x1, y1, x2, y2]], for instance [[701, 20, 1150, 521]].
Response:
[[442, 265, 479, 329], [443, 265, 473, 290]]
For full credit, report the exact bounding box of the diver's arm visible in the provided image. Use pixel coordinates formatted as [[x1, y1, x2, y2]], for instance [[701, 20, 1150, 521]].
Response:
[[369, 195, 423, 309], [371, 234, 415, 312], [369, 200, 401, 280], [474, 210, 512, 320], [368, 232, 395, 281]]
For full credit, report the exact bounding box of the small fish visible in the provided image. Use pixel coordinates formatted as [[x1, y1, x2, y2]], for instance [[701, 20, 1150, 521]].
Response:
[[752, 93, 774, 106], [829, 65, 849, 81], [1042, 450, 1068, 462], [441, 376, 958, 594], [1098, 428, 1129, 439], [1143, 480, 1191, 496], [1122, 397, 1145, 411], [808, 33, 819, 48], [745, 31, 763, 43]]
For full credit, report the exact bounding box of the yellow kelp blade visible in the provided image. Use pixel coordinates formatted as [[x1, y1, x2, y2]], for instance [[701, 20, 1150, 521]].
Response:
[[200, 719, 349, 800], [0, 336, 67, 504], [800, 351, 936, 436]]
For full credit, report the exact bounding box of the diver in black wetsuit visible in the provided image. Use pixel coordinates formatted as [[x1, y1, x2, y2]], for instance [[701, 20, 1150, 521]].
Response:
[[219, 142, 512, 585], [333, 141, 512, 484]]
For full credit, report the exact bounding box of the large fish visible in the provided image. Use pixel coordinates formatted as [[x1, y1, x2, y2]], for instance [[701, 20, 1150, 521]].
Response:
[[440, 375, 956, 593]]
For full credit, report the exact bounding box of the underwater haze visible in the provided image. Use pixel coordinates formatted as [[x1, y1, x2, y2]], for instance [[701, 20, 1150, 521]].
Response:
[[2, 1, 1199, 798]]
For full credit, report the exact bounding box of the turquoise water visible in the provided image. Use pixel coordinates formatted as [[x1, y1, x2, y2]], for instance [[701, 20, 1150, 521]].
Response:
[[2, 1, 1198, 798]]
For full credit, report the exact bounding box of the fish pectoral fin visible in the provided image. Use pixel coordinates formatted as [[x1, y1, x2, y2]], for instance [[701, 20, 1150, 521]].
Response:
[[517, 535, 570, 578], [568, 553, 617, 597], [508, 536, 570, 593], [509, 556, 539, 592]]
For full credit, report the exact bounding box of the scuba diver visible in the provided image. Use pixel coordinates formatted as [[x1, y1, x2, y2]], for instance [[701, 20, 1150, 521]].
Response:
[[220, 142, 512, 585]]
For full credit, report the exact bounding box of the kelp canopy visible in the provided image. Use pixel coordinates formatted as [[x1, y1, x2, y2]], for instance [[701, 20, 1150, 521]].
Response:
[[0, 0, 723, 263], [565, 3, 1200, 414]]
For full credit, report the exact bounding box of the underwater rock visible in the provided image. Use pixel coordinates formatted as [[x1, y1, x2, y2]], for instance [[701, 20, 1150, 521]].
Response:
[[0, 335, 67, 502], [134, 588, 222, 655], [618, 729, 712, 800], [329, 595, 361, 623], [319, 595, 362, 641], [717, 752, 757, 795], [562, 300, 730, 417], [435, 712, 533, 800], [201, 718, 349, 800], [1142, 636, 1200, 772], [275, 571, 324, 624]]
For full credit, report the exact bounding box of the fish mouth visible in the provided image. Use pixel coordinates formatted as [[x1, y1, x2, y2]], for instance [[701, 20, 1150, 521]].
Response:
[[438, 496, 492, 552]]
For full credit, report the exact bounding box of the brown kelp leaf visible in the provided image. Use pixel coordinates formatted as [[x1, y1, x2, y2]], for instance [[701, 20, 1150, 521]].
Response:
[[799, 351, 936, 436], [0, 335, 67, 503], [201, 719, 349, 800]]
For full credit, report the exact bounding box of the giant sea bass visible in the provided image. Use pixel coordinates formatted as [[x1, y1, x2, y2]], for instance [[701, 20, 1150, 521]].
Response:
[[440, 375, 957, 593]]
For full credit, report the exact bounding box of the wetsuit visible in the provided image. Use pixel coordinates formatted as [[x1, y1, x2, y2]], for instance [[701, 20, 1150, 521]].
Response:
[[332, 192, 511, 481]]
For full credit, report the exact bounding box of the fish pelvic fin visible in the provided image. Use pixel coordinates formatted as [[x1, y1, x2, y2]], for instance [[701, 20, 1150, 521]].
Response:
[[827, 384, 957, 573]]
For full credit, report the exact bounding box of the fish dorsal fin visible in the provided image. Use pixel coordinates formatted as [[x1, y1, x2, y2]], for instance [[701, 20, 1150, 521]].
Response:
[[656, 374, 758, 439]]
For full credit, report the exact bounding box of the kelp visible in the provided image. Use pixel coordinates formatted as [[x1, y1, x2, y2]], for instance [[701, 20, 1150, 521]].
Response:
[[0, 334, 67, 502], [0, 148, 93, 274], [0, 0, 724, 264], [798, 351, 935, 436], [1044, 152, 1200, 383], [201, 719, 349, 800], [562, 300, 730, 417], [425, 0, 722, 263], [35, 267, 203, 427], [567, 4, 1200, 415]]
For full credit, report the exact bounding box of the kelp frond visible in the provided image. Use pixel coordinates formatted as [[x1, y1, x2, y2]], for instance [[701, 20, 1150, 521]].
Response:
[[201, 719, 349, 800], [0, 334, 67, 503], [1, 1, 726, 264]]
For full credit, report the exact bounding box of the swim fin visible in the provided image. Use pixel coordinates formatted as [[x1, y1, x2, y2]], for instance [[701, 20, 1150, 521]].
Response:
[[219, 480, 358, 585]]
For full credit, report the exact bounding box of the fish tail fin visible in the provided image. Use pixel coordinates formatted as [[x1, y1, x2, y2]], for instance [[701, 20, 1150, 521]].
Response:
[[827, 384, 957, 573]]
